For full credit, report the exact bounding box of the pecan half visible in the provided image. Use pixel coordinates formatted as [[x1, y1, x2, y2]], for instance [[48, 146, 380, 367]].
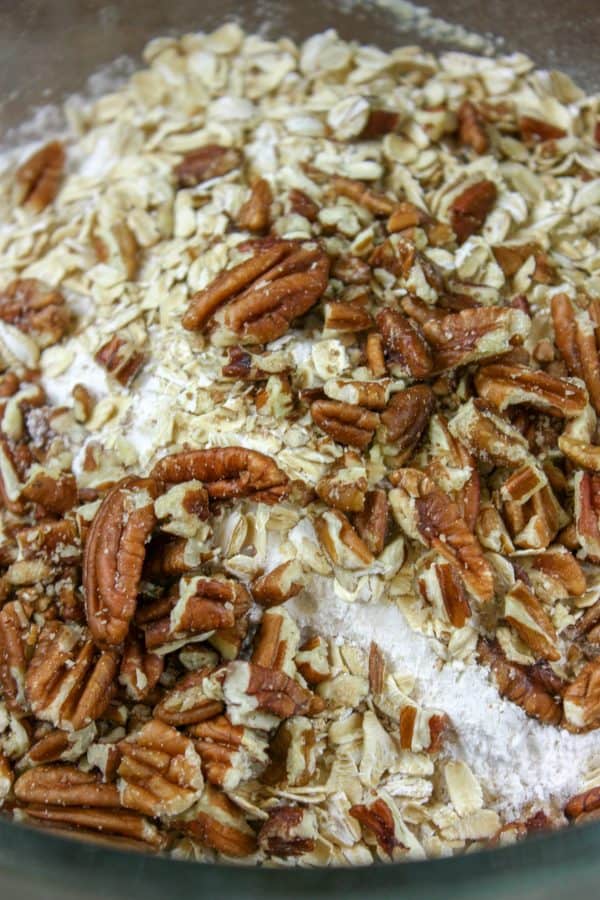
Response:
[[117, 718, 204, 817], [310, 399, 379, 449], [14, 764, 120, 808], [379, 385, 435, 463], [477, 638, 562, 725], [423, 307, 530, 372], [183, 240, 329, 344], [551, 293, 600, 414], [83, 476, 159, 647], [26, 621, 118, 730], [151, 447, 288, 504], [450, 180, 497, 243], [375, 308, 433, 379], [236, 178, 273, 233], [390, 469, 493, 603], [258, 805, 317, 857], [174, 145, 242, 186], [475, 364, 587, 418], [0, 279, 69, 348], [95, 335, 145, 387], [457, 101, 489, 154], [15, 141, 65, 213], [563, 661, 600, 730]]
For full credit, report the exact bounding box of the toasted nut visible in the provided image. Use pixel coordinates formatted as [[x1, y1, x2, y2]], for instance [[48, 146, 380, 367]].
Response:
[[315, 509, 375, 568], [375, 308, 433, 379], [475, 364, 587, 418], [574, 472, 600, 561], [417, 559, 471, 628], [236, 178, 273, 233], [223, 661, 324, 726], [26, 621, 118, 730], [323, 301, 373, 335], [251, 561, 304, 607], [331, 255, 371, 285], [324, 378, 390, 410], [295, 636, 330, 685], [477, 638, 562, 725], [457, 101, 488, 154], [83, 476, 159, 647], [21, 471, 77, 515], [551, 293, 600, 414], [151, 447, 288, 504], [316, 452, 368, 513], [189, 715, 268, 789], [565, 786, 600, 821], [258, 805, 317, 857], [387, 202, 429, 234], [0, 279, 69, 348], [563, 661, 600, 730], [323, 172, 395, 217], [423, 307, 530, 372], [119, 633, 164, 702], [15, 141, 65, 213], [252, 609, 300, 673], [504, 581, 559, 662], [174, 145, 242, 186], [518, 116, 566, 144], [288, 188, 319, 221], [380, 385, 435, 463], [350, 793, 422, 860], [311, 399, 379, 449], [559, 435, 600, 471], [14, 764, 120, 808], [450, 180, 497, 243], [154, 668, 224, 726], [180, 783, 257, 857], [117, 718, 204, 817], [353, 489, 389, 556], [95, 335, 145, 387]]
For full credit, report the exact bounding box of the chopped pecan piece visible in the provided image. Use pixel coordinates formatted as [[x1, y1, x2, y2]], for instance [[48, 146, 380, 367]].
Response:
[[15, 141, 65, 213], [316, 451, 368, 513], [574, 472, 600, 561], [311, 399, 379, 449], [326, 174, 396, 216], [119, 633, 164, 702], [331, 255, 371, 285], [366, 331, 387, 377], [117, 718, 204, 817], [563, 661, 600, 730], [95, 335, 145, 387], [504, 581, 559, 661], [252, 609, 299, 673], [180, 784, 257, 857], [565, 786, 600, 822], [361, 109, 400, 138], [0, 601, 29, 711], [258, 805, 317, 857], [251, 560, 304, 607], [379, 385, 435, 464], [315, 509, 375, 568], [263, 716, 317, 787], [386, 202, 430, 234], [288, 188, 319, 221], [475, 364, 587, 418], [551, 293, 600, 414], [83, 476, 159, 647], [0, 279, 69, 348], [323, 378, 390, 410], [26, 621, 118, 730], [477, 638, 562, 725], [151, 447, 288, 504], [450, 180, 497, 243], [457, 100, 489, 154], [518, 116, 566, 145], [183, 239, 329, 344], [323, 300, 373, 334], [154, 668, 224, 727], [449, 399, 531, 468], [0, 754, 12, 802], [295, 636, 330, 685], [492, 243, 556, 283], [527, 547, 586, 599], [353, 489, 389, 556], [235, 178, 272, 233], [423, 307, 530, 372], [390, 470, 493, 603], [143, 576, 248, 653], [559, 436, 600, 472], [189, 715, 268, 789], [21, 471, 77, 515], [375, 308, 433, 379], [417, 559, 471, 628], [174, 145, 242, 186], [350, 793, 422, 859], [93, 223, 139, 281], [222, 661, 324, 727]]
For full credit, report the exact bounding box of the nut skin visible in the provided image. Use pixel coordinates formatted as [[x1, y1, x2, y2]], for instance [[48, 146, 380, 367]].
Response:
[[151, 447, 288, 504], [83, 476, 160, 648], [450, 180, 497, 244], [174, 145, 242, 187], [15, 141, 65, 213]]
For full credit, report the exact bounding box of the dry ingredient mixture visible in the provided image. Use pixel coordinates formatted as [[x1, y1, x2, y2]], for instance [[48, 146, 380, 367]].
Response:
[[1, 24, 600, 863]]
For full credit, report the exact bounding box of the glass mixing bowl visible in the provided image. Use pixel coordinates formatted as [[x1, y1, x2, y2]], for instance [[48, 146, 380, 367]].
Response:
[[1, 2, 599, 897]]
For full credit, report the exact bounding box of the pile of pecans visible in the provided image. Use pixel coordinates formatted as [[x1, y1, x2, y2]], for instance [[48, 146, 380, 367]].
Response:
[[1, 23, 600, 863]]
